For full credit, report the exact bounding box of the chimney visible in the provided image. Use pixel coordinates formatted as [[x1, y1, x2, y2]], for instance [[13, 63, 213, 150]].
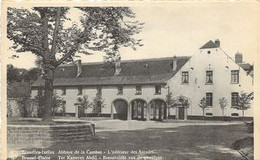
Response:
[[235, 52, 243, 63], [76, 60, 82, 78], [114, 56, 121, 75], [214, 39, 220, 47], [172, 56, 177, 71]]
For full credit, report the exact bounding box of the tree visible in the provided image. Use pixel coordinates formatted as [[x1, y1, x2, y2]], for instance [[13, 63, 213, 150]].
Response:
[[76, 95, 91, 116], [232, 92, 254, 117], [198, 97, 207, 119], [8, 7, 143, 121], [35, 91, 64, 118], [219, 97, 228, 118], [92, 93, 105, 117], [165, 92, 174, 119]]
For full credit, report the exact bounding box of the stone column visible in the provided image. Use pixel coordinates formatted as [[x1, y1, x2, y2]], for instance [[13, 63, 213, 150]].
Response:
[[111, 103, 114, 119], [176, 107, 179, 120], [146, 104, 150, 121], [128, 103, 132, 120]]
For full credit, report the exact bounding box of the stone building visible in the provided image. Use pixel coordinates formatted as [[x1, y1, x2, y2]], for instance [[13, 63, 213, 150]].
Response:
[[31, 40, 254, 120]]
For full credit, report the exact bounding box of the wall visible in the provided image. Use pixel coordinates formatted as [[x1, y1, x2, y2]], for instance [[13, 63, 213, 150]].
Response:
[[168, 47, 254, 118], [31, 84, 169, 116], [7, 122, 95, 146]]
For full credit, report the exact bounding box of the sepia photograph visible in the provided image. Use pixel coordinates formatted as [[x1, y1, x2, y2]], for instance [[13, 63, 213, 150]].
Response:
[[1, 1, 259, 160]]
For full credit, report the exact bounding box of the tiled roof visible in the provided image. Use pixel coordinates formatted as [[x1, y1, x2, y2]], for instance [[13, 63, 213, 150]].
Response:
[[238, 63, 252, 71], [32, 56, 190, 87], [200, 40, 219, 49]]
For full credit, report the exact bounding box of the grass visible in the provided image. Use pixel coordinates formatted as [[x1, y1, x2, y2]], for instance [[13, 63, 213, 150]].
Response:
[[9, 123, 251, 160]]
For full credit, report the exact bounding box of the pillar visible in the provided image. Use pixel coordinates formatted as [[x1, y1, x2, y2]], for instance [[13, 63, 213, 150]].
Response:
[[146, 104, 150, 121], [111, 103, 114, 119], [128, 103, 132, 120], [176, 107, 179, 120]]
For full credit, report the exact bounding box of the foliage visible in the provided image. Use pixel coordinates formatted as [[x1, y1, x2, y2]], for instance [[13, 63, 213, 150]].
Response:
[[219, 97, 228, 116], [165, 92, 174, 108], [198, 97, 207, 117], [7, 7, 143, 121], [35, 91, 64, 117], [232, 92, 254, 117], [7, 64, 27, 83], [76, 95, 92, 115], [51, 92, 65, 117], [92, 93, 105, 116]]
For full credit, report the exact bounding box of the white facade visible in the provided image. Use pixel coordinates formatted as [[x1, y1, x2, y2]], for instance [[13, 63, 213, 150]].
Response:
[[31, 41, 254, 120], [167, 47, 253, 119]]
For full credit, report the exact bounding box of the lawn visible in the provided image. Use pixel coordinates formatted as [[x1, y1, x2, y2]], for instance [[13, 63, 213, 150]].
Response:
[[8, 122, 251, 160]]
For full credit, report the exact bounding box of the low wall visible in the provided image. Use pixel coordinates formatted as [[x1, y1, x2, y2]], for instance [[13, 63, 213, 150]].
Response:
[[7, 122, 95, 146]]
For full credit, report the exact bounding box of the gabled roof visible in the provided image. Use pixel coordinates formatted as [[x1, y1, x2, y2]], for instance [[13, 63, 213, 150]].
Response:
[[32, 56, 191, 87], [200, 40, 219, 49]]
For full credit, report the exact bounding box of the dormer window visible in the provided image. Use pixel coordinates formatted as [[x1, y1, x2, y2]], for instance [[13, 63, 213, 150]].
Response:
[[206, 70, 213, 84], [182, 71, 189, 84]]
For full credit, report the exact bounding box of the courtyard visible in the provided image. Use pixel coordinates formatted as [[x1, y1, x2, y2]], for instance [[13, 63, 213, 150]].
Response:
[[8, 120, 251, 160]]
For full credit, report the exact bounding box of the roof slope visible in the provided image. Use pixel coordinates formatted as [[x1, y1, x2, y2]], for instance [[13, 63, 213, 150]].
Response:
[[200, 40, 219, 49], [32, 56, 190, 87]]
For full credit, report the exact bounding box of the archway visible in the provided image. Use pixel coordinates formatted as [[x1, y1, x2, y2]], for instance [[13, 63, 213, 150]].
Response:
[[131, 99, 147, 120], [113, 99, 128, 120], [149, 99, 167, 121]]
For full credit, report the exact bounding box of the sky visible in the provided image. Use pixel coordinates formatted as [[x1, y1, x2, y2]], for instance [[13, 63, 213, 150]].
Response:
[[5, 2, 260, 69]]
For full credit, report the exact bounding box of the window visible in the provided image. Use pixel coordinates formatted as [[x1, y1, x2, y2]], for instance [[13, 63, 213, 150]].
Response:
[[206, 92, 213, 106], [97, 86, 102, 95], [231, 70, 239, 84], [182, 71, 189, 84], [206, 71, 213, 84], [37, 89, 43, 96], [205, 113, 213, 116], [231, 92, 239, 106], [136, 86, 142, 95], [117, 86, 123, 95], [61, 88, 66, 95], [155, 85, 161, 94], [231, 113, 239, 117], [78, 86, 82, 95]]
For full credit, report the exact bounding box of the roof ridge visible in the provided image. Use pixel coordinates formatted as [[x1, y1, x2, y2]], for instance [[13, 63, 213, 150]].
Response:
[[59, 56, 191, 67]]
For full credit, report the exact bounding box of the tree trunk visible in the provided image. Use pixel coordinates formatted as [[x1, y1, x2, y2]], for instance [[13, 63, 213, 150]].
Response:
[[202, 109, 205, 120], [242, 110, 244, 117], [42, 68, 54, 121]]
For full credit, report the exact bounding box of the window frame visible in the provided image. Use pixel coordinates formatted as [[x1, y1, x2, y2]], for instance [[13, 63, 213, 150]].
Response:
[[231, 70, 239, 84], [97, 86, 102, 95], [117, 85, 123, 95], [206, 92, 213, 106], [206, 70, 213, 84], [181, 71, 189, 84], [136, 86, 142, 95], [155, 85, 161, 95], [231, 92, 239, 107], [61, 87, 66, 95], [77, 86, 83, 95]]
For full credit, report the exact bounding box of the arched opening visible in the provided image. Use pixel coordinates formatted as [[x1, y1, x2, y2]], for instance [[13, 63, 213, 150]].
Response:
[[131, 99, 147, 121], [113, 99, 128, 120], [149, 99, 167, 121]]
